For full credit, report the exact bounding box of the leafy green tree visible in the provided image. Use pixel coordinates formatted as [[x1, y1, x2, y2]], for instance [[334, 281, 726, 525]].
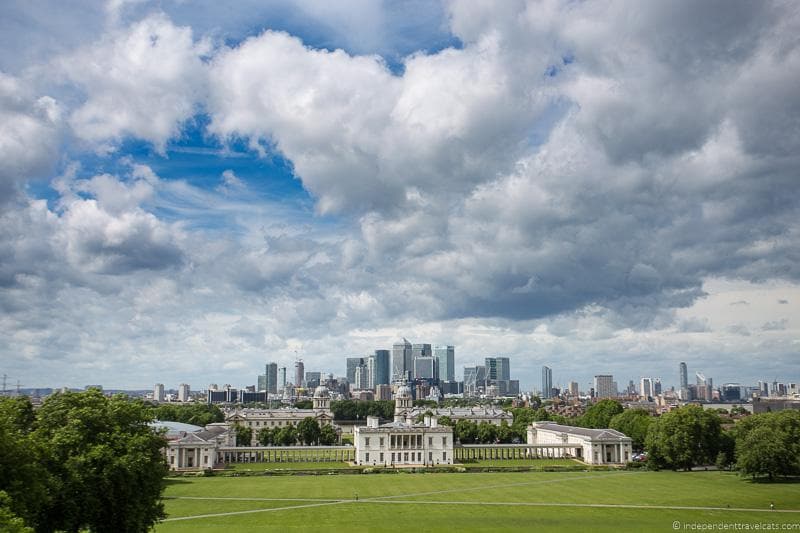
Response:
[[477, 422, 498, 444], [297, 417, 321, 445], [734, 410, 800, 480], [274, 425, 298, 446], [455, 420, 478, 444], [330, 400, 394, 421], [609, 409, 654, 451], [319, 424, 338, 445], [497, 420, 515, 443], [579, 400, 623, 429], [0, 398, 49, 528], [645, 405, 722, 471], [0, 492, 33, 533], [294, 400, 313, 409], [437, 416, 454, 427], [233, 424, 253, 446], [33, 390, 168, 533], [152, 403, 224, 427], [257, 427, 275, 446]]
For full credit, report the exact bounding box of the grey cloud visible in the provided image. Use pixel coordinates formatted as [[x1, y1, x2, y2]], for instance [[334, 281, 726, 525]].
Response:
[[762, 319, 788, 331], [778, 299, 789, 304]]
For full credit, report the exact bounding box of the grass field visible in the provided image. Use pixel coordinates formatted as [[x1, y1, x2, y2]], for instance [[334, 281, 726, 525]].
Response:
[[225, 458, 579, 471], [156, 470, 800, 532]]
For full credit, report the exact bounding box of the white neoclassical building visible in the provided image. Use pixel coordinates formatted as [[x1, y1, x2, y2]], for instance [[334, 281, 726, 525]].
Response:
[[354, 384, 454, 467], [159, 421, 232, 471], [526, 422, 633, 464], [225, 386, 335, 445]]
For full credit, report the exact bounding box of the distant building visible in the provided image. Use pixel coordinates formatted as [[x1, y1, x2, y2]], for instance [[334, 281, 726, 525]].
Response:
[[463, 365, 486, 396], [258, 362, 278, 394], [154, 383, 165, 402], [372, 349, 391, 386], [413, 356, 437, 380], [294, 360, 304, 388], [354, 385, 453, 466], [305, 371, 322, 389], [375, 384, 393, 401], [485, 357, 510, 381], [640, 378, 653, 399], [392, 339, 413, 384], [527, 422, 633, 464], [679, 362, 688, 400], [542, 366, 553, 399], [568, 381, 579, 397], [177, 383, 190, 402], [593, 375, 616, 398], [434, 345, 455, 382], [160, 421, 232, 471]]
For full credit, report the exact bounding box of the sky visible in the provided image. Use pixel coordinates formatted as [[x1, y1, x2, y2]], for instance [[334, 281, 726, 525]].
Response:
[[1, 0, 798, 392]]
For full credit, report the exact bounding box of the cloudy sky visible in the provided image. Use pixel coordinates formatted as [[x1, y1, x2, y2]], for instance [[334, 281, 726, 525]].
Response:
[[1, 0, 798, 392]]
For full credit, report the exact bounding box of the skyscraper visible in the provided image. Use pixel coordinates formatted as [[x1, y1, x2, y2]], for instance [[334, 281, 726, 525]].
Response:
[[258, 362, 278, 394], [542, 366, 553, 399], [485, 357, 510, 381], [593, 375, 616, 398], [463, 365, 487, 396], [278, 367, 287, 391], [392, 338, 412, 383], [434, 345, 455, 382], [373, 349, 390, 386], [177, 383, 190, 402], [346, 357, 366, 384], [153, 383, 165, 402], [679, 362, 688, 400], [640, 377, 653, 399], [294, 360, 304, 388], [413, 356, 437, 380]]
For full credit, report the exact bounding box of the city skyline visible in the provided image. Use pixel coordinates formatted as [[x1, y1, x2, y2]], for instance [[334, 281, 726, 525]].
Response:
[[1, 2, 798, 390]]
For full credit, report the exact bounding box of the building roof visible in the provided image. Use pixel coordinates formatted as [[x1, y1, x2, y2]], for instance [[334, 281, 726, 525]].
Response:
[[532, 422, 630, 440], [151, 420, 204, 438]]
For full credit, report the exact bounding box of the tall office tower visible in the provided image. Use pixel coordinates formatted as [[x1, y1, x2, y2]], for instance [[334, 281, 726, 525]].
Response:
[[758, 380, 769, 396], [278, 367, 287, 391], [346, 357, 366, 384], [353, 364, 368, 390], [294, 360, 304, 388], [593, 375, 616, 398], [411, 343, 432, 359], [392, 338, 412, 383], [258, 362, 278, 394], [568, 381, 579, 397], [542, 366, 553, 399], [679, 362, 688, 399], [640, 377, 653, 399], [305, 372, 322, 389], [653, 378, 662, 396], [485, 357, 511, 381], [373, 349, 390, 385], [177, 383, 190, 402], [696, 372, 712, 401], [463, 365, 487, 396], [153, 383, 165, 402], [413, 356, 437, 380], [434, 345, 455, 382], [367, 356, 376, 389]]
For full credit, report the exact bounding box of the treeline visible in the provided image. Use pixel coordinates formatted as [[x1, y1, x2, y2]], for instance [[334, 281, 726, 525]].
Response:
[[330, 400, 395, 421], [149, 403, 225, 427], [0, 391, 167, 533]]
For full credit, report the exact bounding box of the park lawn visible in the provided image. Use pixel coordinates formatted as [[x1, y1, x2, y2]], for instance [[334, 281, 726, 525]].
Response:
[[157, 471, 800, 532]]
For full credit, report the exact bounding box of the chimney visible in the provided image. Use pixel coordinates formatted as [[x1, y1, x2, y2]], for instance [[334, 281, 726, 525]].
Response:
[[430, 416, 438, 428], [424, 415, 431, 427], [367, 416, 379, 429], [406, 416, 414, 426], [394, 414, 403, 424]]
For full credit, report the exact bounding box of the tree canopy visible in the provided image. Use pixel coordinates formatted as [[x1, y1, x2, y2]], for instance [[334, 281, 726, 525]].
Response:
[[733, 410, 800, 480], [645, 405, 722, 471], [609, 409, 654, 451], [1, 391, 168, 533]]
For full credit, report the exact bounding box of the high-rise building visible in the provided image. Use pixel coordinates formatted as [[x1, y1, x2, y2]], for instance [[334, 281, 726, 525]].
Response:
[[696, 372, 712, 401], [353, 365, 368, 390], [177, 383, 190, 402], [305, 371, 322, 389], [542, 366, 553, 399], [485, 357, 510, 381], [413, 356, 437, 380], [347, 357, 366, 384], [153, 383, 165, 402], [463, 365, 487, 396], [373, 349, 391, 386], [434, 345, 455, 382], [679, 362, 688, 400], [278, 367, 287, 391], [258, 362, 278, 394], [653, 378, 662, 396], [640, 377, 653, 399], [593, 375, 616, 398], [411, 343, 432, 360], [568, 381, 579, 397], [294, 360, 304, 388], [392, 339, 412, 383]]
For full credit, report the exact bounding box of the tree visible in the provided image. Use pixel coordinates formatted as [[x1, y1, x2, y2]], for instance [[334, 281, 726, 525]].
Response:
[[152, 403, 224, 427], [579, 400, 623, 429], [454, 420, 478, 444], [437, 416, 454, 427], [33, 390, 168, 533], [497, 420, 515, 443], [477, 422, 498, 444], [294, 400, 313, 409], [233, 425, 253, 446], [733, 410, 800, 480], [257, 427, 275, 446], [274, 425, 298, 446], [0, 492, 33, 533], [297, 417, 321, 445], [609, 409, 654, 451], [645, 405, 722, 471], [319, 424, 338, 445]]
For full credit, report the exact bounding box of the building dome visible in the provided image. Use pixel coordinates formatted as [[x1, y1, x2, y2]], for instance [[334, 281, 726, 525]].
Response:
[[313, 385, 330, 399], [395, 385, 412, 399]]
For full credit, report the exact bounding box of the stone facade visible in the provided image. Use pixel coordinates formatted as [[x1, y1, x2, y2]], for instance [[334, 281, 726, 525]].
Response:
[[526, 422, 632, 464]]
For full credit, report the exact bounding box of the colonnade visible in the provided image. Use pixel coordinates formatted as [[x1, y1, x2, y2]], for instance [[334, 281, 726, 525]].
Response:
[[220, 446, 355, 464]]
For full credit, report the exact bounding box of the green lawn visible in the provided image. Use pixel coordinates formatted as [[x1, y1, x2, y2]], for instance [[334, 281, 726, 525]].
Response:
[[227, 461, 356, 471], [459, 458, 579, 468], [156, 471, 800, 532]]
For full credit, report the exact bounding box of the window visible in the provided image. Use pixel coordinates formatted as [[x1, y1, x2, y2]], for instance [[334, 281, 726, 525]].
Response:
[[380, 453, 384, 462], [391, 453, 395, 462], [404, 452, 408, 462], [417, 452, 421, 462], [170, 456, 174, 464], [203, 456, 208, 464], [429, 437, 433, 446], [366, 453, 370, 462], [429, 452, 432, 463], [365, 437, 370, 446], [443, 452, 446, 461], [380, 437, 384, 446], [442, 437, 447, 446]]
